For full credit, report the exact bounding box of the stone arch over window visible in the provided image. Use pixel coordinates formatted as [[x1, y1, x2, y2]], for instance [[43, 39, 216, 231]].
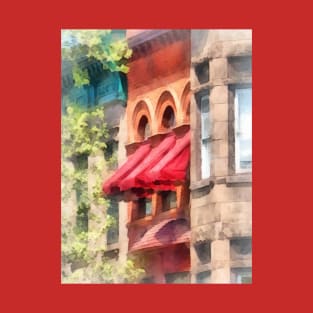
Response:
[[181, 82, 191, 123], [155, 91, 178, 132], [132, 100, 152, 142]]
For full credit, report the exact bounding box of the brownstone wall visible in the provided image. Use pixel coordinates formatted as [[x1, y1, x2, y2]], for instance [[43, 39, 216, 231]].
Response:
[[190, 30, 252, 284]]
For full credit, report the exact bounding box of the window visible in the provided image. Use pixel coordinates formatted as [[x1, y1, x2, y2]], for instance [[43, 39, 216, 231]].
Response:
[[141, 276, 154, 284], [235, 88, 252, 171], [138, 115, 150, 141], [137, 198, 152, 218], [107, 199, 119, 245], [196, 271, 211, 284], [160, 191, 177, 211], [165, 272, 190, 284], [75, 154, 89, 232], [104, 140, 118, 171], [231, 267, 252, 284], [194, 241, 211, 264], [228, 56, 252, 79], [230, 238, 252, 261], [201, 94, 211, 178], [162, 106, 176, 129], [195, 60, 209, 84]]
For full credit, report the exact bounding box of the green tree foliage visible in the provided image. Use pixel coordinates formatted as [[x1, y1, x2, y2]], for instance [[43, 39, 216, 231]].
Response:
[[61, 30, 144, 283], [62, 30, 132, 87], [61, 104, 109, 211], [61, 103, 145, 283], [62, 211, 145, 283], [62, 104, 109, 159]]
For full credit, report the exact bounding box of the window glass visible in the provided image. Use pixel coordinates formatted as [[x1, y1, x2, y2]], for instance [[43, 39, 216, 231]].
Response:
[[231, 267, 252, 284], [107, 199, 119, 244], [165, 272, 190, 284], [235, 88, 252, 170], [162, 106, 176, 129], [196, 271, 211, 284], [138, 115, 150, 140], [201, 95, 210, 138], [137, 198, 152, 218], [201, 94, 210, 178], [160, 191, 177, 211], [201, 138, 210, 178]]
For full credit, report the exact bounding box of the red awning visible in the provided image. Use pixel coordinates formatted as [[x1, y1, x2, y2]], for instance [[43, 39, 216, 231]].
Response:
[[102, 130, 190, 196], [129, 218, 190, 252], [119, 133, 176, 191], [137, 131, 190, 190], [102, 141, 151, 195]]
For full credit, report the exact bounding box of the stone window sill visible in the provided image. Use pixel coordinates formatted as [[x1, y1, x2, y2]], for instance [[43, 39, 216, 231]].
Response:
[[191, 263, 212, 274], [190, 178, 214, 191], [226, 173, 252, 185], [106, 242, 119, 251], [230, 258, 252, 268]]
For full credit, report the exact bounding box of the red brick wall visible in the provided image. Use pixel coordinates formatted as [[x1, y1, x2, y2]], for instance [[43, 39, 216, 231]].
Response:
[[125, 31, 191, 280], [126, 32, 191, 143]]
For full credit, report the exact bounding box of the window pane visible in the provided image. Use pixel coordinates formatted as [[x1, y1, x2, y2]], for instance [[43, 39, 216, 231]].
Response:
[[137, 198, 151, 218], [141, 276, 154, 284], [169, 191, 176, 209], [236, 88, 252, 170], [107, 200, 119, 244], [201, 95, 210, 139], [240, 139, 252, 169], [241, 276, 252, 284], [165, 272, 190, 284], [196, 271, 211, 284], [231, 267, 252, 284], [161, 191, 176, 211], [145, 199, 152, 215], [201, 138, 210, 178]]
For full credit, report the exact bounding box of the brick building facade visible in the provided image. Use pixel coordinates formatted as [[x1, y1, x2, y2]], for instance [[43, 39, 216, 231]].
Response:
[[189, 30, 252, 283]]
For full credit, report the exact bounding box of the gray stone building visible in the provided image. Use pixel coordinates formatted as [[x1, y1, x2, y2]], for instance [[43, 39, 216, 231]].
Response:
[[189, 30, 252, 283]]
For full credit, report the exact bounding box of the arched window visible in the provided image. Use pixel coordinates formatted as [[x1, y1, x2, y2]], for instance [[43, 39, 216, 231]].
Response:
[[137, 115, 151, 141], [162, 106, 176, 129]]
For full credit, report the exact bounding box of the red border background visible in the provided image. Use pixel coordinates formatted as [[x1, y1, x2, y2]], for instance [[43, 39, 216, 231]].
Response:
[[2, 0, 310, 311]]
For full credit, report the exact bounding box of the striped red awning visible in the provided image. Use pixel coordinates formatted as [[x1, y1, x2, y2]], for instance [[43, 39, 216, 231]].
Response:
[[102, 141, 151, 195], [102, 130, 190, 196], [129, 218, 190, 252]]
